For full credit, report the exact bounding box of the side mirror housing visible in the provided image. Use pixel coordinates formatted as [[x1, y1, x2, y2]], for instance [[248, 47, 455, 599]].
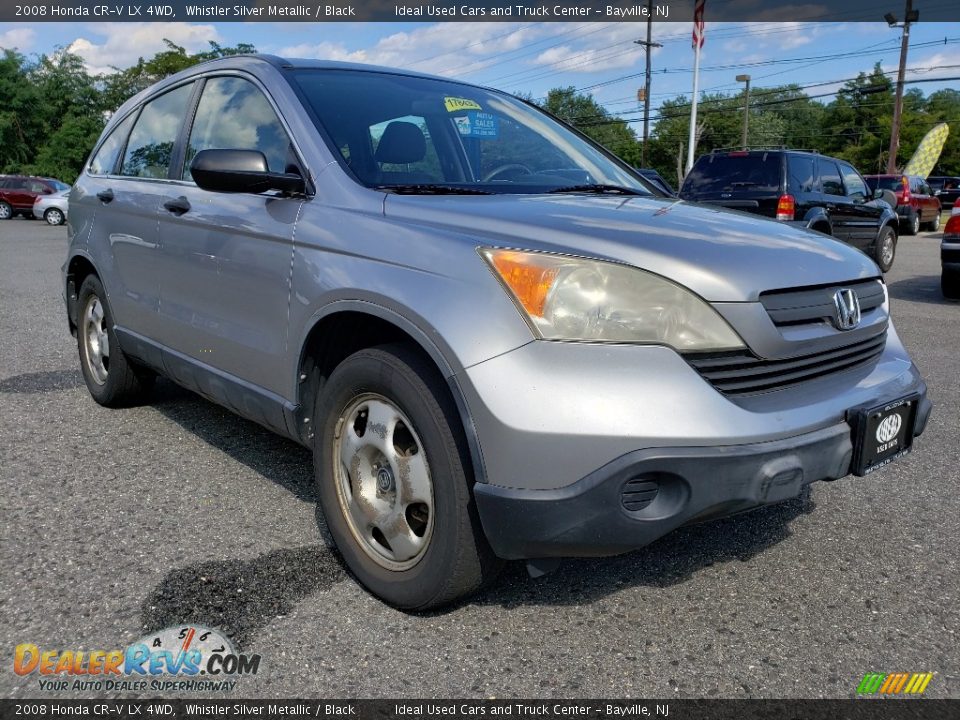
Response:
[[190, 149, 305, 195]]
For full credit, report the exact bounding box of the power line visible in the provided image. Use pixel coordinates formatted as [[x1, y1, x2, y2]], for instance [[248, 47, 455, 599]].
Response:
[[576, 75, 960, 127]]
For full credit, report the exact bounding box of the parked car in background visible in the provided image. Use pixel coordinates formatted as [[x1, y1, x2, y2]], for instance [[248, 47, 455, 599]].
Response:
[[943, 209, 960, 299], [679, 149, 900, 271], [635, 167, 677, 196], [0, 175, 71, 220], [33, 188, 70, 225], [929, 176, 960, 209], [65, 57, 931, 609], [864, 174, 941, 235]]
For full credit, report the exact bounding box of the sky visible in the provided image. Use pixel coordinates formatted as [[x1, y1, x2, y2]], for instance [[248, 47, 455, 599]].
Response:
[[1, 19, 958, 125]]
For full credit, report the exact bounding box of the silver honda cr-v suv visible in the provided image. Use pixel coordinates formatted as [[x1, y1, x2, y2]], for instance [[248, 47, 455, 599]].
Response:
[[65, 56, 931, 609]]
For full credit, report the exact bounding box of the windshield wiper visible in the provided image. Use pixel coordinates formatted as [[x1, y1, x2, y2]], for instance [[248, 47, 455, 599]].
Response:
[[376, 183, 493, 195], [547, 184, 645, 196]]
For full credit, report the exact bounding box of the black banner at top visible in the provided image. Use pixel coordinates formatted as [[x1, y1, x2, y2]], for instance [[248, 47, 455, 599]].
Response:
[[3, 0, 960, 23], [1, 700, 959, 720]]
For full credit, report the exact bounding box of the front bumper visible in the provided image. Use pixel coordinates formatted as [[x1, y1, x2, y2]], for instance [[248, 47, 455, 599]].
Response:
[[459, 323, 930, 560], [475, 399, 930, 559]]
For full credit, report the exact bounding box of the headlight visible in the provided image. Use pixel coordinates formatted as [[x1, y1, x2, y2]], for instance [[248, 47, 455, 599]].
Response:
[[480, 248, 744, 352]]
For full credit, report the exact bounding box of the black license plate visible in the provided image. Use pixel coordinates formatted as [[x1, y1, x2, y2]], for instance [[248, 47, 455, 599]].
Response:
[[850, 395, 919, 476]]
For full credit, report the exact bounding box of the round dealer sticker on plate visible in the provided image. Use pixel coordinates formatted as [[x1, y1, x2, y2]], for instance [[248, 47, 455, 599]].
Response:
[[876, 413, 902, 444]]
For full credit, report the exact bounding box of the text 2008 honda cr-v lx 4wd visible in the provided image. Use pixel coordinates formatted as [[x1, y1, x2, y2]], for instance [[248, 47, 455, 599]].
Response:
[[65, 56, 931, 609]]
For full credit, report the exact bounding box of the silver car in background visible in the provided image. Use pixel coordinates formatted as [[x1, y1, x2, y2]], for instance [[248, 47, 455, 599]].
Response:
[[34, 189, 69, 225], [64, 57, 931, 609]]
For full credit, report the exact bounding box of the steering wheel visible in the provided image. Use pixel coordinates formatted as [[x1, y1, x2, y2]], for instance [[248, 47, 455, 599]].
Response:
[[482, 163, 534, 182]]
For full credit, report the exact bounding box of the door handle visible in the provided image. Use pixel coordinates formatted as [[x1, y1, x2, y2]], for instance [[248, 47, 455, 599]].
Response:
[[163, 197, 191, 215], [96, 189, 114, 203]]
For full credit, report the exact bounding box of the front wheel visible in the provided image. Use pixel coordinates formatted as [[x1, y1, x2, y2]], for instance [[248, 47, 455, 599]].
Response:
[[873, 225, 897, 272], [0, 202, 11, 220], [925, 211, 941, 233], [314, 344, 501, 610], [44, 207, 65, 226]]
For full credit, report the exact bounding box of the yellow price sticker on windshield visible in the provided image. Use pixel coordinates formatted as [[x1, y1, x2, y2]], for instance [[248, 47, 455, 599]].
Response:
[[444, 97, 482, 112]]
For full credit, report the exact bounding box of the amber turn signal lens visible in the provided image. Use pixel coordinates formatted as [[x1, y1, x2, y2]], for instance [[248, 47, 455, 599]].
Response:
[[488, 251, 559, 318]]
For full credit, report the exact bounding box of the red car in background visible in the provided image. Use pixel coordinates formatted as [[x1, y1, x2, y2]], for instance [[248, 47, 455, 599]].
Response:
[[0, 175, 71, 220], [865, 174, 942, 235]]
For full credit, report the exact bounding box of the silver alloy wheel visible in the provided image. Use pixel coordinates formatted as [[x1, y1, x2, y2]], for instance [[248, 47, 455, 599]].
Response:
[[333, 393, 434, 571], [932, 213, 940, 231], [911, 214, 920, 234], [881, 233, 895, 267], [82, 296, 110, 385], [45, 208, 63, 225], [0, 203, 11, 219]]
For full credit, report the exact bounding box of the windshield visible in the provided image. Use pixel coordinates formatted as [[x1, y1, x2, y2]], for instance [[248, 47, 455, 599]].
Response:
[[291, 70, 650, 195]]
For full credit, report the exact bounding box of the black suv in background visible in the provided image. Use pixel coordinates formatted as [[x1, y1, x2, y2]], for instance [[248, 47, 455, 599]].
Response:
[[680, 149, 899, 271], [929, 176, 960, 209]]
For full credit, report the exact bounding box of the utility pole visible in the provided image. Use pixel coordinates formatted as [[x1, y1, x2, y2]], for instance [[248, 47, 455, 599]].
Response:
[[885, 0, 918, 174], [634, 0, 662, 167], [736, 74, 751, 149]]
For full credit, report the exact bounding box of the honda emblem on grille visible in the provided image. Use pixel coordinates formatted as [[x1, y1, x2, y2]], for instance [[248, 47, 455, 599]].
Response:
[[832, 288, 861, 330]]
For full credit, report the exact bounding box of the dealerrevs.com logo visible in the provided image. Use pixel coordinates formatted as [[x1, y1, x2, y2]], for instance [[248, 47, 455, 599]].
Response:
[[14, 626, 260, 693], [857, 672, 934, 695]]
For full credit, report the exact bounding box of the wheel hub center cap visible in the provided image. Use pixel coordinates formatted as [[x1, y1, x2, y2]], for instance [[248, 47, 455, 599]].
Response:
[[375, 466, 395, 492]]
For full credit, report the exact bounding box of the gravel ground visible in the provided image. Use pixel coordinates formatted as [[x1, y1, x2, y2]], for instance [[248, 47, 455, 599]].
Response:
[[1, 217, 957, 699]]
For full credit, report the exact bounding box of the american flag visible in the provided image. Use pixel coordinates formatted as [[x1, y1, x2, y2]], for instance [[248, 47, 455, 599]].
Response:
[[692, 0, 706, 50]]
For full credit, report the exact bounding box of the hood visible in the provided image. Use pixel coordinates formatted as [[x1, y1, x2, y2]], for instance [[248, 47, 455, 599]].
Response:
[[382, 194, 880, 302]]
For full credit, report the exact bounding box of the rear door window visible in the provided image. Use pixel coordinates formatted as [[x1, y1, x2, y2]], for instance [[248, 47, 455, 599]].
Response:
[[120, 82, 195, 179], [820, 161, 844, 197], [682, 153, 782, 195], [787, 155, 817, 194]]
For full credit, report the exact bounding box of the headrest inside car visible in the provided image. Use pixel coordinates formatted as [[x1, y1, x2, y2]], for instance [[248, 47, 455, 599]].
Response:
[[375, 122, 426, 165]]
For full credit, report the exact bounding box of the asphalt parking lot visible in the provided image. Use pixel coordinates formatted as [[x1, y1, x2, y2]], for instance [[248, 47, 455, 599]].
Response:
[[1, 216, 958, 700]]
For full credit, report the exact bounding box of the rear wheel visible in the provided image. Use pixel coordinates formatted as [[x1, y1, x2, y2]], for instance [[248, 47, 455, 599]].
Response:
[[314, 343, 501, 610], [77, 275, 154, 407], [903, 211, 920, 236], [873, 225, 897, 272]]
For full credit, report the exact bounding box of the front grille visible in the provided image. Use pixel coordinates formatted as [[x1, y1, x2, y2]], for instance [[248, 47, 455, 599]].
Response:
[[688, 331, 887, 395], [760, 279, 885, 327]]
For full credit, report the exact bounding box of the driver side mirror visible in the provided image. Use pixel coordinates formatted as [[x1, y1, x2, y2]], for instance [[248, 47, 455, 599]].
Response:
[[190, 149, 305, 195], [873, 187, 885, 200]]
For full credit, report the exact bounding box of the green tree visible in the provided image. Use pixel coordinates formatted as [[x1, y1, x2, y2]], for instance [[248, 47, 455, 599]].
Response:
[[0, 40, 256, 183]]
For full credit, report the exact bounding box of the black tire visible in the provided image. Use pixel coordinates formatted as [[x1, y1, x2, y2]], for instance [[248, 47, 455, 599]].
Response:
[[925, 211, 941, 233], [943, 271, 960, 300], [872, 225, 897, 273], [902, 211, 920, 236], [76, 275, 154, 407], [0, 201, 12, 220], [313, 343, 501, 610], [44, 207, 65, 226]]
